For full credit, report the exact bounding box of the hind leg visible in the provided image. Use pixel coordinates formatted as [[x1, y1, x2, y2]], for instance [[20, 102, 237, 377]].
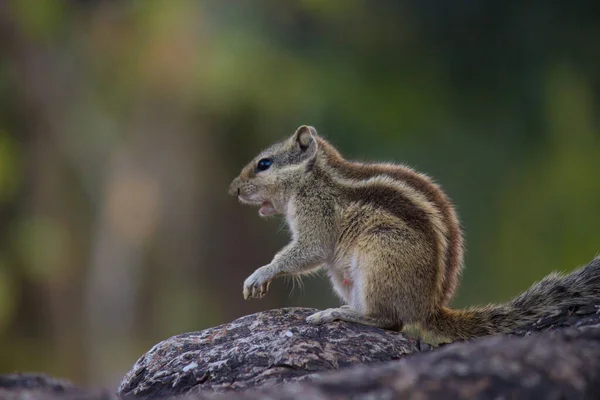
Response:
[[308, 228, 436, 331], [307, 249, 403, 330]]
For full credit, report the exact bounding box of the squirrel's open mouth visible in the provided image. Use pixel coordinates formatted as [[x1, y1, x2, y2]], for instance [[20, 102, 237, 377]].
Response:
[[259, 201, 276, 217], [237, 194, 277, 216]]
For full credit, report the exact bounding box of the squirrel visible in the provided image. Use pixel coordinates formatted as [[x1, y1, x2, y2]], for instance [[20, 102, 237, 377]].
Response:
[[229, 125, 600, 340]]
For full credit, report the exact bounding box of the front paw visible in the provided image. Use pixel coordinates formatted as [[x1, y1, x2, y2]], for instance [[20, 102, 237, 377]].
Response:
[[306, 308, 341, 325], [243, 265, 275, 300]]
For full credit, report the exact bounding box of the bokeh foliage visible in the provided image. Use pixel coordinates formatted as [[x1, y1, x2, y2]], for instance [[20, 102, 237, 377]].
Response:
[[0, 0, 598, 387]]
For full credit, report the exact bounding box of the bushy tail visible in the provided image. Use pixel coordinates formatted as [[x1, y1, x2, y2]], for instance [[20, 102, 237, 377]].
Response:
[[425, 257, 600, 340]]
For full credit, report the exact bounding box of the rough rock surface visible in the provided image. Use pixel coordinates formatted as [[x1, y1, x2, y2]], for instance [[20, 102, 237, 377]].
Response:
[[193, 308, 600, 399], [0, 373, 116, 400], [118, 308, 422, 397]]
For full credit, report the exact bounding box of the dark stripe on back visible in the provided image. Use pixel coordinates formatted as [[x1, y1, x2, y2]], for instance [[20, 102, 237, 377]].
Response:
[[343, 184, 432, 234]]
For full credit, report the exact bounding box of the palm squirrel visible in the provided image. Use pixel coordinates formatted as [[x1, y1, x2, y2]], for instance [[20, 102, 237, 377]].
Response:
[[229, 126, 600, 340]]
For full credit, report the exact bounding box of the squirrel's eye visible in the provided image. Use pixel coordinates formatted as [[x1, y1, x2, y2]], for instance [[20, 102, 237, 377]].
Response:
[[256, 158, 273, 172]]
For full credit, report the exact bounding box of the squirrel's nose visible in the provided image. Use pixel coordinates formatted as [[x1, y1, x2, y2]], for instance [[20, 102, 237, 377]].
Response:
[[229, 179, 240, 196]]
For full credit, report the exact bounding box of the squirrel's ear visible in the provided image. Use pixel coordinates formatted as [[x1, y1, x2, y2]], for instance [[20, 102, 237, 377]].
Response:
[[293, 125, 318, 152]]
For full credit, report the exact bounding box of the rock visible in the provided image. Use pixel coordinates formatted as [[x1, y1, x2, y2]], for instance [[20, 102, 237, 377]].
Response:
[[119, 258, 600, 400], [0, 373, 117, 400], [118, 308, 422, 397], [195, 312, 600, 399]]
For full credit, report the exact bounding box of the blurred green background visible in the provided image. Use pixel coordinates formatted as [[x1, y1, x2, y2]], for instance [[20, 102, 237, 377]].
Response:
[[0, 0, 599, 389]]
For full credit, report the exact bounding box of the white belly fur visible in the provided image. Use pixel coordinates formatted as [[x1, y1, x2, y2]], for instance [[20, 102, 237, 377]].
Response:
[[326, 250, 366, 312]]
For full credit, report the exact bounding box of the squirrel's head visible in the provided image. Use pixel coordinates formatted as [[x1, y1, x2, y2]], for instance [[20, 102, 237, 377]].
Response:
[[229, 125, 319, 217]]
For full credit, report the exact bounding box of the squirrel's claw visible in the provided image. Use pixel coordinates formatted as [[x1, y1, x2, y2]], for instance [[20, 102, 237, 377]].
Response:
[[243, 266, 274, 300]]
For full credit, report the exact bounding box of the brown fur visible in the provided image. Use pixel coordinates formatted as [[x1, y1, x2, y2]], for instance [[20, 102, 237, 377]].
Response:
[[316, 138, 463, 307], [230, 126, 600, 340]]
